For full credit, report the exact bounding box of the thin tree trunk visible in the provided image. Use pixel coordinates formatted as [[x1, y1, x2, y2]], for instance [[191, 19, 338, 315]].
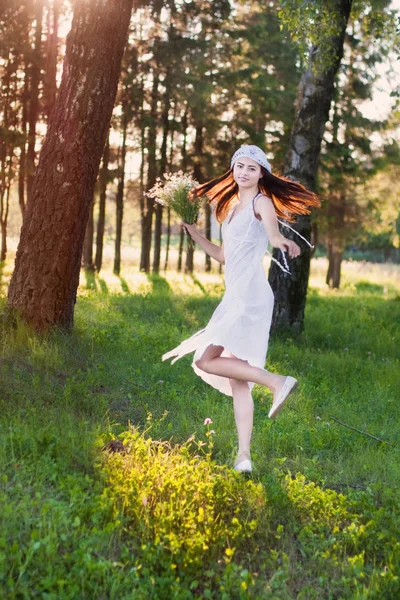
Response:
[[186, 122, 203, 274], [44, 0, 59, 120], [114, 114, 128, 275], [7, 0, 134, 331], [0, 185, 10, 263], [205, 204, 211, 272], [269, 0, 352, 334], [18, 64, 29, 217], [0, 56, 13, 263], [326, 244, 342, 288], [137, 72, 146, 265], [311, 221, 318, 258], [153, 70, 171, 273], [177, 227, 184, 272], [95, 133, 110, 273], [164, 101, 176, 272], [140, 69, 159, 272], [164, 208, 171, 271], [83, 196, 94, 270], [177, 105, 188, 272], [27, 0, 43, 205]]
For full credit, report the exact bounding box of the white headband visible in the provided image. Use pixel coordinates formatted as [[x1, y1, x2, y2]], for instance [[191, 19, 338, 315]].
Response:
[[230, 145, 272, 173]]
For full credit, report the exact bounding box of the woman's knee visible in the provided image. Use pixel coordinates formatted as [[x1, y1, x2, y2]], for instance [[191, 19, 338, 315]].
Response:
[[195, 357, 210, 372], [195, 345, 223, 373]]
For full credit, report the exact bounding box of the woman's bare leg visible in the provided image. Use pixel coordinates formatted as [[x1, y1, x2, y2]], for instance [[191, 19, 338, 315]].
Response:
[[195, 345, 287, 395], [230, 378, 253, 463]]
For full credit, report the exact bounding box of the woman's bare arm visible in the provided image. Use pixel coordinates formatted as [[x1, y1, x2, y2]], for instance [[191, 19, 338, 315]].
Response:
[[182, 222, 225, 264], [255, 195, 300, 259]]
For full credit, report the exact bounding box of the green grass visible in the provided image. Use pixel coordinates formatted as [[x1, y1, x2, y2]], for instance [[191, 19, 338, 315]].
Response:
[[0, 261, 399, 599]]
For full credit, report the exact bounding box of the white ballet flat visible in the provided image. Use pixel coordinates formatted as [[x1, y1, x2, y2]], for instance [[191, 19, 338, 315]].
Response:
[[268, 376, 298, 419], [234, 458, 252, 473]]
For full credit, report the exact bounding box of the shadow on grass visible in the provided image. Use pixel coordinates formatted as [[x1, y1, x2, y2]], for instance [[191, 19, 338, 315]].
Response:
[[190, 275, 209, 296], [84, 269, 97, 291], [118, 276, 131, 294], [146, 272, 171, 294], [98, 278, 109, 295], [355, 281, 384, 295]]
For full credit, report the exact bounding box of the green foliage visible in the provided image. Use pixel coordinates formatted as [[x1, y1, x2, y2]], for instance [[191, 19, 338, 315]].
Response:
[[278, 0, 397, 73], [0, 264, 400, 598]]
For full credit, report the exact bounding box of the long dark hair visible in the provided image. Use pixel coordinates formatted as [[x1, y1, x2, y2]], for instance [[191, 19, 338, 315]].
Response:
[[190, 168, 320, 223]]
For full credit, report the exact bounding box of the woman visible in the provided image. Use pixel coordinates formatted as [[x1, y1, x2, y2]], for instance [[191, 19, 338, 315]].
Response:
[[163, 145, 320, 473]]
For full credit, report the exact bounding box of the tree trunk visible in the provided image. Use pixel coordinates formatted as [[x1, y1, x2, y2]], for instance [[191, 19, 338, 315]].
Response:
[[0, 186, 10, 263], [18, 64, 29, 217], [83, 196, 94, 270], [95, 133, 110, 273], [205, 203, 212, 272], [7, 0, 133, 331], [27, 0, 43, 205], [177, 227, 184, 272], [186, 122, 203, 274], [177, 105, 188, 272], [326, 244, 342, 288], [0, 55, 14, 263], [44, 0, 59, 120], [153, 70, 170, 273], [114, 114, 128, 275], [269, 0, 352, 334], [164, 102, 176, 272], [164, 208, 171, 271], [140, 69, 159, 272]]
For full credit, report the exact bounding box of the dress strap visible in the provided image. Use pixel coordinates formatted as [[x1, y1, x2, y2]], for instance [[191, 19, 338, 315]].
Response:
[[252, 192, 264, 218]]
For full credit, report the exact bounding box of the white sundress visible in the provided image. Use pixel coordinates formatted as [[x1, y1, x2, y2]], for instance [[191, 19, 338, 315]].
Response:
[[162, 192, 277, 397]]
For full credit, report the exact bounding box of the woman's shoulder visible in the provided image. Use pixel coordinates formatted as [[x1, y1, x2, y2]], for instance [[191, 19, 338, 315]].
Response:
[[255, 192, 272, 203], [253, 193, 273, 218]]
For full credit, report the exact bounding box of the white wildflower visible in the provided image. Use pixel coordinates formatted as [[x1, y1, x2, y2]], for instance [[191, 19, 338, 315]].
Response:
[[144, 171, 206, 224]]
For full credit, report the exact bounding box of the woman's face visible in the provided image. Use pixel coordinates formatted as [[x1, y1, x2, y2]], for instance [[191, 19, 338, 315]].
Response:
[[233, 157, 262, 189]]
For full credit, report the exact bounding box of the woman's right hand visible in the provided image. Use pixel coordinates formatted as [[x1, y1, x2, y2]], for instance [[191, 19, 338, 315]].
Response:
[[182, 221, 198, 239]]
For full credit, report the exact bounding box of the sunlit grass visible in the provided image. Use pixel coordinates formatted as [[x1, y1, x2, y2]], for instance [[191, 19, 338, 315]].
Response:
[[0, 254, 399, 598]]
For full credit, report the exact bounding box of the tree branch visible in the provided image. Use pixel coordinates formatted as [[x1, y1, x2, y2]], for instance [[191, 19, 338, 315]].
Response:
[[330, 416, 395, 447]]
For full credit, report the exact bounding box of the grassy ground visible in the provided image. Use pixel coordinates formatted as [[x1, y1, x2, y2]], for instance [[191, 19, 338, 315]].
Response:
[[0, 256, 399, 599]]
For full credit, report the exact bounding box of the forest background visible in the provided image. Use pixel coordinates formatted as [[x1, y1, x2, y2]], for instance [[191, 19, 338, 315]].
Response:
[[1, 0, 400, 290]]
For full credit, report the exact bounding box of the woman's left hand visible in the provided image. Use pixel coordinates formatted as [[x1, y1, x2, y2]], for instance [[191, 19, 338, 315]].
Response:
[[273, 237, 301, 259]]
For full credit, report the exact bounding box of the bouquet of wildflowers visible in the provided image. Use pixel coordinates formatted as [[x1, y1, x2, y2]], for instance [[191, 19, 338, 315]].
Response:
[[145, 171, 204, 224]]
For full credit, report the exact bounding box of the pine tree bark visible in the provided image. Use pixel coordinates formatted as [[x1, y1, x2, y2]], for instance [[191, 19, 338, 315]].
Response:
[[95, 134, 110, 273], [269, 0, 352, 334], [7, 0, 134, 331]]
